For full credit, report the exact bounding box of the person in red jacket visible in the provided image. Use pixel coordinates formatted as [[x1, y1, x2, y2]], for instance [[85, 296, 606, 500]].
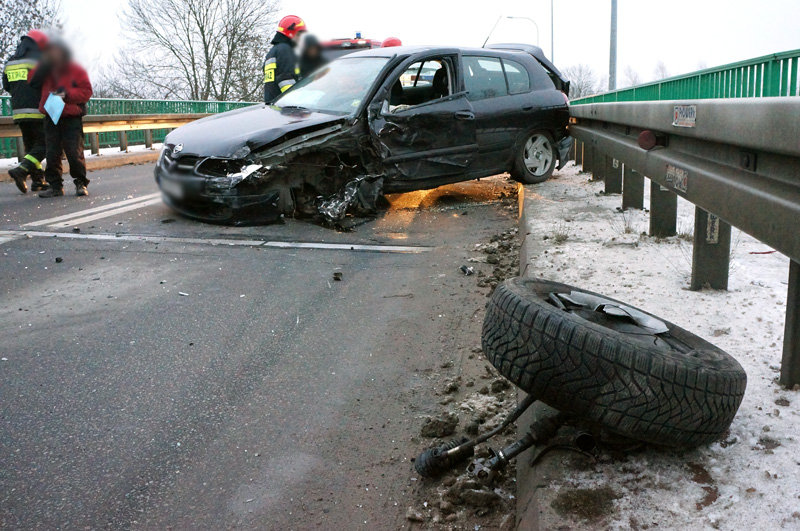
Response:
[[30, 40, 92, 197]]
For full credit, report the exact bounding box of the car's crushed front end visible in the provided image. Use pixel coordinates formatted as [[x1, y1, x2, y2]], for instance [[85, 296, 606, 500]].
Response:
[[155, 118, 363, 225]]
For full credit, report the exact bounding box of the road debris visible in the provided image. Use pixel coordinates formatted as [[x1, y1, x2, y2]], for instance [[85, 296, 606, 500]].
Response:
[[178, 292, 189, 297], [405, 507, 425, 522], [460, 265, 475, 276], [333, 272, 343, 281], [55, 257, 63, 263]]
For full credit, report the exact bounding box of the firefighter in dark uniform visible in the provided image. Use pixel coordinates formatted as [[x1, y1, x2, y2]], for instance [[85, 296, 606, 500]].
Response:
[[263, 15, 306, 103], [2, 30, 49, 193]]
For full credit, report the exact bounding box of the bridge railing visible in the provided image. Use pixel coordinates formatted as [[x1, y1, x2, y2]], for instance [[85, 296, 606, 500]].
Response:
[[572, 48, 800, 104], [0, 97, 256, 158]]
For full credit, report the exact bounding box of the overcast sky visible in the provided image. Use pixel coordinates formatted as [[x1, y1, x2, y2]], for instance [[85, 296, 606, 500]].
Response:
[[62, 0, 800, 89]]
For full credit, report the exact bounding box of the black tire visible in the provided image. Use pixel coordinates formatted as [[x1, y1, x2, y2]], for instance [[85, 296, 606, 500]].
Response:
[[510, 131, 557, 184], [482, 277, 747, 448]]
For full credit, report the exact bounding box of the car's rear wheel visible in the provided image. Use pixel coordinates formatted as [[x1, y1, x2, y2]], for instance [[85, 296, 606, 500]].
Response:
[[511, 131, 557, 184]]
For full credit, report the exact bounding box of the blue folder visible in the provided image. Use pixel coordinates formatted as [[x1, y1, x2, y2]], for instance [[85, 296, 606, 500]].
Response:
[[44, 93, 65, 124]]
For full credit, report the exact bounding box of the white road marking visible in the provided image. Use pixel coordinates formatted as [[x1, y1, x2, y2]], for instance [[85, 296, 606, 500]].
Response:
[[48, 198, 163, 228], [22, 193, 162, 227], [0, 233, 20, 245], [0, 230, 431, 254]]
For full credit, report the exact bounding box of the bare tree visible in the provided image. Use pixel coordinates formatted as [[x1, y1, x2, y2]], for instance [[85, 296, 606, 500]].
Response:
[[653, 61, 670, 80], [0, 0, 60, 61], [562, 64, 598, 99], [102, 0, 280, 101], [623, 66, 641, 88]]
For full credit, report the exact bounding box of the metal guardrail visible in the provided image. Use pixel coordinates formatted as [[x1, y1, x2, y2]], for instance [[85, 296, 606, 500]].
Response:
[[572, 49, 800, 104], [570, 96, 800, 386], [0, 97, 256, 158], [0, 113, 210, 138]]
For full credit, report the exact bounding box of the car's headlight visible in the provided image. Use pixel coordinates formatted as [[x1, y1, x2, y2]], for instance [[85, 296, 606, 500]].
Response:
[[205, 164, 267, 195]]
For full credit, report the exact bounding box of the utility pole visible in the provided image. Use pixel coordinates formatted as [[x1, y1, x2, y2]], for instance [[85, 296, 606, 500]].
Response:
[[609, 0, 618, 90], [551, 0, 555, 62]]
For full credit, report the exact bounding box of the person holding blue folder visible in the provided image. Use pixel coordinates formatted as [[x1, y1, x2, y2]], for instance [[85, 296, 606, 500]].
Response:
[[30, 40, 92, 198]]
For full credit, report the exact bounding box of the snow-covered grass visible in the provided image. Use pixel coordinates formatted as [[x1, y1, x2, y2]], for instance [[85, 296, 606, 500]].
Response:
[[524, 164, 798, 530]]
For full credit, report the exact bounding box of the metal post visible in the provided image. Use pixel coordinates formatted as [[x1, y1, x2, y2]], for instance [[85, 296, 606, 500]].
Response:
[[593, 151, 607, 182], [609, 0, 617, 91], [623, 168, 644, 210], [550, 0, 555, 62], [780, 260, 800, 387], [649, 181, 677, 237], [119, 131, 128, 152], [604, 156, 622, 194], [582, 143, 594, 175], [15, 137, 25, 162], [89, 133, 100, 155], [690, 207, 731, 290], [144, 130, 153, 149]]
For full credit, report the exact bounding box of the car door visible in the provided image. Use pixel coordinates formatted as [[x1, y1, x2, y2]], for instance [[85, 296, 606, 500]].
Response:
[[368, 54, 478, 183], [461, 55, 523, 173]]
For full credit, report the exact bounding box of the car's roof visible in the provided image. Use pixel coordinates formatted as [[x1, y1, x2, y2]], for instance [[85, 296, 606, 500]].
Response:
[[344, 45, 526, 59]]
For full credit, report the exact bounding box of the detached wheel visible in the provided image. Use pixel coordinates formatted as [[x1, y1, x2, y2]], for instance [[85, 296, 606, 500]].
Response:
[[482, 277, 747, 448], [511, 132, 557, 184]]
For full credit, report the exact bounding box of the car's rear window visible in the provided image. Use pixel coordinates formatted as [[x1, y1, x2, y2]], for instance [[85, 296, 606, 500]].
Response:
[[463, 56, 508, 101], [503, 59, 530, 94]]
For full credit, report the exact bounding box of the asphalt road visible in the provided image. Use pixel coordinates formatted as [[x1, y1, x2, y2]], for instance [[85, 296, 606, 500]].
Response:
[[0, 164, 518, 529]]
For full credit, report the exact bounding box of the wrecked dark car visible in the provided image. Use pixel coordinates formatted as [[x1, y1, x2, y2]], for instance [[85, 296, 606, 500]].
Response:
[[155, 44, 572, 224]]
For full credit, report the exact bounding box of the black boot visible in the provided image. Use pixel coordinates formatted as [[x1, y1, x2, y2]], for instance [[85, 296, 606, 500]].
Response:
[[8, 166, 28, 194], [75, 185, 89, 197], [38, 187, 64, 198], [30, 170, 48, 192]]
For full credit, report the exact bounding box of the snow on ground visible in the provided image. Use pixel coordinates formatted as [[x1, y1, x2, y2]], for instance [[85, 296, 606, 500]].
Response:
[[525, 163, 798, 530]]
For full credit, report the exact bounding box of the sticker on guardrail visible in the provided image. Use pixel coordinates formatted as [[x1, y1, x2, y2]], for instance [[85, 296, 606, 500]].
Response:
[[665, 164, 688, 193], [673, 104, 697, 127], [706, 213, 720, 244]]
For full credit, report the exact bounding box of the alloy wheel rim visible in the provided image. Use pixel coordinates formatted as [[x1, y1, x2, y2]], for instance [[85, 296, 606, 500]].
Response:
[[523, 134, 554, 176]]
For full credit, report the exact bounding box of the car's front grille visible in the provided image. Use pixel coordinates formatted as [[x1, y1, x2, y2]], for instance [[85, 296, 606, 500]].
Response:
[[162, 154, 201, 173]]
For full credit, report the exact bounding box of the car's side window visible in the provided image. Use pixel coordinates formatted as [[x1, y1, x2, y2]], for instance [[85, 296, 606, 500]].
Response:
[[388, 57, 453, 112], [503, 59, 531, 94], [463, 56, 508, 101]]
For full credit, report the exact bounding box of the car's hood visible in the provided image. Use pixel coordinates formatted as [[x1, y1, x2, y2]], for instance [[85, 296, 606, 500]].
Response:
[[165, 104, 345, 159]]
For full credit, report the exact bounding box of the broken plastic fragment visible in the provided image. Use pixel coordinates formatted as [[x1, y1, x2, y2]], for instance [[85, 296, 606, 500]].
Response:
[[317, 175, 383, 223]]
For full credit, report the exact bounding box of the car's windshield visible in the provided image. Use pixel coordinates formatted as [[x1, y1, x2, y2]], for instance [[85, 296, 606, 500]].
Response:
[[274, 57, 389, 115]]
